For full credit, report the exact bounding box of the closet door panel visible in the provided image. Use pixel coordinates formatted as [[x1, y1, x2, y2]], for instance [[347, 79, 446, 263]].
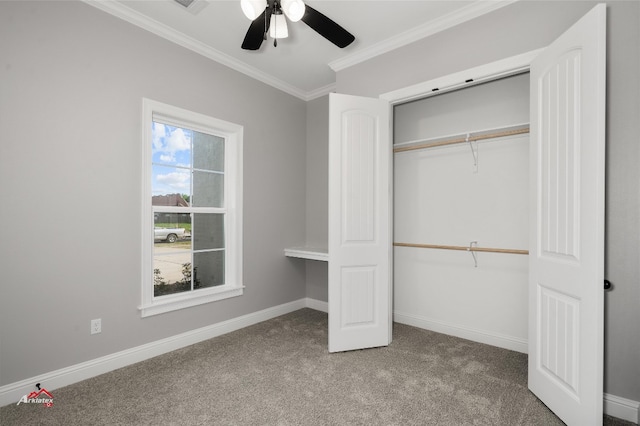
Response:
[[329, 93, 391, 353], [538, 51, 581, 260], [528, 4, 605, 425]]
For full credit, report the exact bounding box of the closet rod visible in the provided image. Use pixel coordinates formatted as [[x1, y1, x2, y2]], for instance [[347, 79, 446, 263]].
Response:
[[393, 127, 530, 154], [393, 242, 529, 255]]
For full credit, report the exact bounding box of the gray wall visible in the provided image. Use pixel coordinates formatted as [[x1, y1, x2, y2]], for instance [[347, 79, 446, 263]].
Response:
[[304, 96, 329, 302], [335, 0, 640, 404], [305, 96, 329, 248], [0, 1, 307, 386]]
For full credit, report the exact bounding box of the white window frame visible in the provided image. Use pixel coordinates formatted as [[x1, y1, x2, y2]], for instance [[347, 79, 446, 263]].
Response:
[[139, 98, 243, 317]]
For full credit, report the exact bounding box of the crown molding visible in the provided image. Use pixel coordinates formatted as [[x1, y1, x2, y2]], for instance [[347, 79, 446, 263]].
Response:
[[82, 0, 309, 100], [304, 82, 335, 101], [329, 0, 518, 72]]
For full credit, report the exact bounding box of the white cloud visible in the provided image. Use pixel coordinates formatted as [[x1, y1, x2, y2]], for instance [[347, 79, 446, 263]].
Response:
[[152, 125, 191, 165], [166, 128, 190, 153], [156, 171, 190, 192], [152, 122, 166, 151]]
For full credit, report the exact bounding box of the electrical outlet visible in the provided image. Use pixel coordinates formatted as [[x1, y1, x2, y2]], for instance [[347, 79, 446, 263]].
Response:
[[91, 319, 101, 335]]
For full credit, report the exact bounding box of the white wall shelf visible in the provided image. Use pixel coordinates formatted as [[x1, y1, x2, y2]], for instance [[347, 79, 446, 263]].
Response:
[[284, 247, 328, 262]]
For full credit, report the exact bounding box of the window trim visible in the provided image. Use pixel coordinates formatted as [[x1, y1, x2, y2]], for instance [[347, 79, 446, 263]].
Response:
[[140, 98, 243, 317]]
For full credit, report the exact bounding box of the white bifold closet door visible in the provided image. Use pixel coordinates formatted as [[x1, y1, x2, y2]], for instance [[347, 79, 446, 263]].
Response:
[[527, 4, 606, 425], [328, 93, 392, 353]]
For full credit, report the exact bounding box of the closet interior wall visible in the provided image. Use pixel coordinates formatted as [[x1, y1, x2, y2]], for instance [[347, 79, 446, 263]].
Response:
[[393, 73, 530, 352]]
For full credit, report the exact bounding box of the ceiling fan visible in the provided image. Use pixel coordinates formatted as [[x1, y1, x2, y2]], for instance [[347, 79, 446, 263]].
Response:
[[240, 0, 355, 49]]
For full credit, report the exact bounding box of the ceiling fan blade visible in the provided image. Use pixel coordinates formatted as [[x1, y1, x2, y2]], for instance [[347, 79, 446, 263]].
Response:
[[301, 5, 355, 48], [241, 8, 271, 50]]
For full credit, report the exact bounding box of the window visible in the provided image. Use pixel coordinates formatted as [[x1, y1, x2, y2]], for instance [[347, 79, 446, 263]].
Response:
[[140, 99, 243, 317]]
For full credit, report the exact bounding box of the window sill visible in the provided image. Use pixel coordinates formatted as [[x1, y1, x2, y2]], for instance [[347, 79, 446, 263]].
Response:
[[139, 285, 244, 318]]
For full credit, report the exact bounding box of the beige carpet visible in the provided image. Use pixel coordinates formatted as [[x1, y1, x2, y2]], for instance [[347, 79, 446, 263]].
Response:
[[0, 308, 633, 425]]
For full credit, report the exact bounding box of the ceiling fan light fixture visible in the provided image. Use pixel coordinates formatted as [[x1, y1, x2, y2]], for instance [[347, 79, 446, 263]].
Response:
[[241, 0, 354, 50], [240, 0, 266, 20], [281, 0, 305, 22], [269, 11, 289, 39]]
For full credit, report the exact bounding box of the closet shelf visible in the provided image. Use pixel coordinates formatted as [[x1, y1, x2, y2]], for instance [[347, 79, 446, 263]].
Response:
[[394, 242, 528, 255], [394, 124, 529, 154], [284, 247, 329, 262]]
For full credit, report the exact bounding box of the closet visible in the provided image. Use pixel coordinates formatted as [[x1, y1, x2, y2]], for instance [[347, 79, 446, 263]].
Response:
[[392, 73, 530, 353], [328, 7, 605, 421]]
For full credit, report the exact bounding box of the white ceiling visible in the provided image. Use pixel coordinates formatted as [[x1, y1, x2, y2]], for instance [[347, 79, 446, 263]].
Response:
[[86, 0, 515, 100]]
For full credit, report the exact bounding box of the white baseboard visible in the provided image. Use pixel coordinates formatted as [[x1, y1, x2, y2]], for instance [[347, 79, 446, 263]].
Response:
[[393, 310, 529, 354], [0, 298, 306, 407], [304, 297, 328, 313], [604, 393, 640, 424]]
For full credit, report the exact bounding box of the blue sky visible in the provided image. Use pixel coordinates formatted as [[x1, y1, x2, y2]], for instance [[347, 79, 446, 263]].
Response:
[[152, 122, 192, 196]]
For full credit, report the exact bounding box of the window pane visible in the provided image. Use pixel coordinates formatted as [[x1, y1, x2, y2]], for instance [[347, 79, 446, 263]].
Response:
[[193, 213, 224, 251], [192, 171, 223, 207], [153, 249, 192, 297], [194, 250, 225, 289], [154, 213, 192, 242], [152, 122, 192, 167], [193, 131, 224, 172], [152, 165, 191, 207]]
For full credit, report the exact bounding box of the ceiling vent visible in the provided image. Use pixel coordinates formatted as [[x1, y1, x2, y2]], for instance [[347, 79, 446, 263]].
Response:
[[173, 0, 209, 15]]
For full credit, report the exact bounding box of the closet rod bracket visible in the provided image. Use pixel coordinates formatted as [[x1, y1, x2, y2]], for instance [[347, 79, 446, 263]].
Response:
[[467, 133, 478, 173], [468, 241, 478, 267]]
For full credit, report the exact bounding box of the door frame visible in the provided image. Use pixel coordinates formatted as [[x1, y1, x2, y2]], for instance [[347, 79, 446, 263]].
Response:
[[379, 49, 541, 106], [379, 49, 541, 346]]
